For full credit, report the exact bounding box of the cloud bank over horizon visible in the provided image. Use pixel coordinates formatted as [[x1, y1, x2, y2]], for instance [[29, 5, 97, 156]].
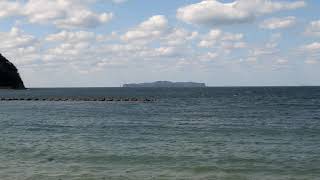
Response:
[[0, 0, 319, 87]]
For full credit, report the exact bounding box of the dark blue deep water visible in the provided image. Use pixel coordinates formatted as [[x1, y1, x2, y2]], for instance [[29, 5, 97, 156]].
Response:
[[0, 87, 320, 179]]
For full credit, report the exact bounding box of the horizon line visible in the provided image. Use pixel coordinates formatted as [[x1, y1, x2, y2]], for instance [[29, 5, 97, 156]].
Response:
[[12, 85, 320, 89]]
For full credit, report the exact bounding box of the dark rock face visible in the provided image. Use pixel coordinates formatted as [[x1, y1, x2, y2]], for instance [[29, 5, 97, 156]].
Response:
[[0, 54, 25, 89]]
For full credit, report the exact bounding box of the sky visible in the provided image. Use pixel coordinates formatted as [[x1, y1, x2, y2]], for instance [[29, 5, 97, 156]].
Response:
[[0, 0, 319, 87]]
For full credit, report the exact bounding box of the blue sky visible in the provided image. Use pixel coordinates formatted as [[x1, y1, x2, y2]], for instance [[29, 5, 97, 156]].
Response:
[[0, 0, 319, 87]]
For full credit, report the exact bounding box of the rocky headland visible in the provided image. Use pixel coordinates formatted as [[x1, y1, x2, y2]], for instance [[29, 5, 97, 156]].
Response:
[[0, 54, 25, 89]]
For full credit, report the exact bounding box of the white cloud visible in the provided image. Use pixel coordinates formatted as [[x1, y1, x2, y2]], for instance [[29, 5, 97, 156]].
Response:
[[121, 15, 169, 43], [155, 47, 177, 57], [177, 0, 306, 26], [198, 29, 222, 48], [305, 59, 317, 64], [162, 28, 198, 46], [0, 0, 113, 29], [245, 33, 282, 65], [301, 42, 320, 52], [120, 15, 197, 59], [266, 33, 282, 48], [43, 30, 116, 63], [221, 33, 243, 41], [54, 11, 113, 29], [46, 31, 96, 42], [305, 20, 320, 37], [41, 27, 193, 73], [199, 52, 219, 62], [260, 16, 296, 29], [0, 27, 36, 49], [0, 27, 40, 65], [111, 0, 128, 3], [223, 41, 246, 49], [276, 58, 288, 64], [23, 0, 67, 23], [0, 1, 22, 18], [198, 29, 245, 49]]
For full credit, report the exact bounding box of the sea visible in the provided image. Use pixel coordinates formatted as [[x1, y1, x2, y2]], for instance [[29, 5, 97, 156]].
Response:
[[0, 87, 319, 180]]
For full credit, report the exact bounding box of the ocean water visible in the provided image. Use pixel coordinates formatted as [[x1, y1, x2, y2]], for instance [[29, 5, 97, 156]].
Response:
[[0, 87, 320, 180]]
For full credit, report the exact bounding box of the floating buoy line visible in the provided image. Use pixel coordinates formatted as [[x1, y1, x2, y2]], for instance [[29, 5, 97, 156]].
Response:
[[0, 97, 156, 102]]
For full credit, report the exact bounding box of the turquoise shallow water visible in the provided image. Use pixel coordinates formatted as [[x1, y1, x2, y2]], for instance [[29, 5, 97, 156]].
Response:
[[0, 87, 320, 180]]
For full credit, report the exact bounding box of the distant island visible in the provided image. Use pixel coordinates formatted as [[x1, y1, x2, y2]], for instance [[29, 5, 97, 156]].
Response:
[[0, 54, 25, 89], [123, 81, 206, 88]]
